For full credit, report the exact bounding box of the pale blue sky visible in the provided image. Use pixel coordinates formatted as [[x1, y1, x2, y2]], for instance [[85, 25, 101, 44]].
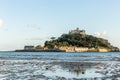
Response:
[[0, 0, 120, 50]]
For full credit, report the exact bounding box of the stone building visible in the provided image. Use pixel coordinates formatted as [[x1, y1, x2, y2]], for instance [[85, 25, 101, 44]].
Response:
[[24, 46, 35, 50], [69, 28, 86, 35]]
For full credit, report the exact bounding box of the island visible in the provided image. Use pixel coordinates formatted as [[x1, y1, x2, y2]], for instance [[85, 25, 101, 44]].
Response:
[[15, 28, 119, 52]]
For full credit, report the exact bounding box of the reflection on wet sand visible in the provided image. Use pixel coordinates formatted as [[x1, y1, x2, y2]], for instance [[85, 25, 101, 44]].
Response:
[[52, 62, 99, 77], [71, 65, 85, 76], [69, 65, 85, 77], [61, 62, 87, 76]]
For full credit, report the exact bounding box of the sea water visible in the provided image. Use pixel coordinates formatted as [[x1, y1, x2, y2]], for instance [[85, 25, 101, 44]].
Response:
[[0, 52, 120, 61]]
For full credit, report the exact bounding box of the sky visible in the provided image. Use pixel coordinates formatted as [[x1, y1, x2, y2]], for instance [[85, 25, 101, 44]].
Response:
[[0, 0, 120, 51]]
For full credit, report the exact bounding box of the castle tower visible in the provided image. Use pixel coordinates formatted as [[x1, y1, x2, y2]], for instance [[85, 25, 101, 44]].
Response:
[[69, 28, 86, 35]]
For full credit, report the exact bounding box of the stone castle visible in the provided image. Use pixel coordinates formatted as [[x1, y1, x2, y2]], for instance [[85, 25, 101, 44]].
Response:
[[69, 28, 86, 35]]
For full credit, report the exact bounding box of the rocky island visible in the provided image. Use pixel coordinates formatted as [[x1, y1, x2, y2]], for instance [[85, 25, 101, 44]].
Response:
[[44, 28, 119, 52], [16, 28, 119, 52]]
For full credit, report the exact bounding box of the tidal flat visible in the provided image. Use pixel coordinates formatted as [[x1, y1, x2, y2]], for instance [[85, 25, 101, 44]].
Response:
[[0, 52, 120, 80]]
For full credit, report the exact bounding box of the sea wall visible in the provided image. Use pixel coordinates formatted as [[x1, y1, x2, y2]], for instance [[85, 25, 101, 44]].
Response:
[[98, 49, 108, 52], [58, 46, 109, 52]]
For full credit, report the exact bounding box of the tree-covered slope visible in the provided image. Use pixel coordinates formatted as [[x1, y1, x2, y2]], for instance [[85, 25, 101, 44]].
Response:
[[44, 33, 113, 49]]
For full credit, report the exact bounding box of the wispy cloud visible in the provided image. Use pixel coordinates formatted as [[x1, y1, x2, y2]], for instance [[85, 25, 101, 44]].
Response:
[[94, 31, 107, 37], [101, 31, 107, 36], [0, 19, 3, 27], [94, 32, 101, 36]]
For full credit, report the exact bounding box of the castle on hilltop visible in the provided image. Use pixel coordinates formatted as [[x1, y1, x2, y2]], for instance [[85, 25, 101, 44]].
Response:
[[69, 28, 86, 35]]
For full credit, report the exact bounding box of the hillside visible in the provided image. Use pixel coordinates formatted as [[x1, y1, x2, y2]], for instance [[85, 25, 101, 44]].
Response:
[[45, 34, 111, 48], [44, 29, 119, 52]]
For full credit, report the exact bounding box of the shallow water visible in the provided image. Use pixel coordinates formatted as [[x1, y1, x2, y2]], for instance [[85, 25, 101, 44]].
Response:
[[0, 52, 120, 80], [0, 52, 120, 61]]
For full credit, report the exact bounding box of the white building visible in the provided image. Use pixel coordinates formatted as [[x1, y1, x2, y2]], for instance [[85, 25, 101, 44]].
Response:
[[24, 46, 35, 50]]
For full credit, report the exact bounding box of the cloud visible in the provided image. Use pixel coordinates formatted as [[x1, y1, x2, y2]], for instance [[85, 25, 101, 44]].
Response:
[[94, 32, 101, 36], [94, 31, 107, 37], [0, 19, 3, 27], [101, 31, 107, 36]]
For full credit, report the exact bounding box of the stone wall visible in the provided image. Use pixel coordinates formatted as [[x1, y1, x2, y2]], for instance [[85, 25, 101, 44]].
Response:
[[58, 46, 109, 52]]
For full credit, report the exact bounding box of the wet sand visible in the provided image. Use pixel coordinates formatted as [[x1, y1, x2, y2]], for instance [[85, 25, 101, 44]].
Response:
[[0, 52, 120, 80], [0, 60, 120, 80]]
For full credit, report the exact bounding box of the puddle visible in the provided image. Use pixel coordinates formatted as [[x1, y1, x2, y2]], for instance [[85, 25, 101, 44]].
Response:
[[42, 62, 103, 79]]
